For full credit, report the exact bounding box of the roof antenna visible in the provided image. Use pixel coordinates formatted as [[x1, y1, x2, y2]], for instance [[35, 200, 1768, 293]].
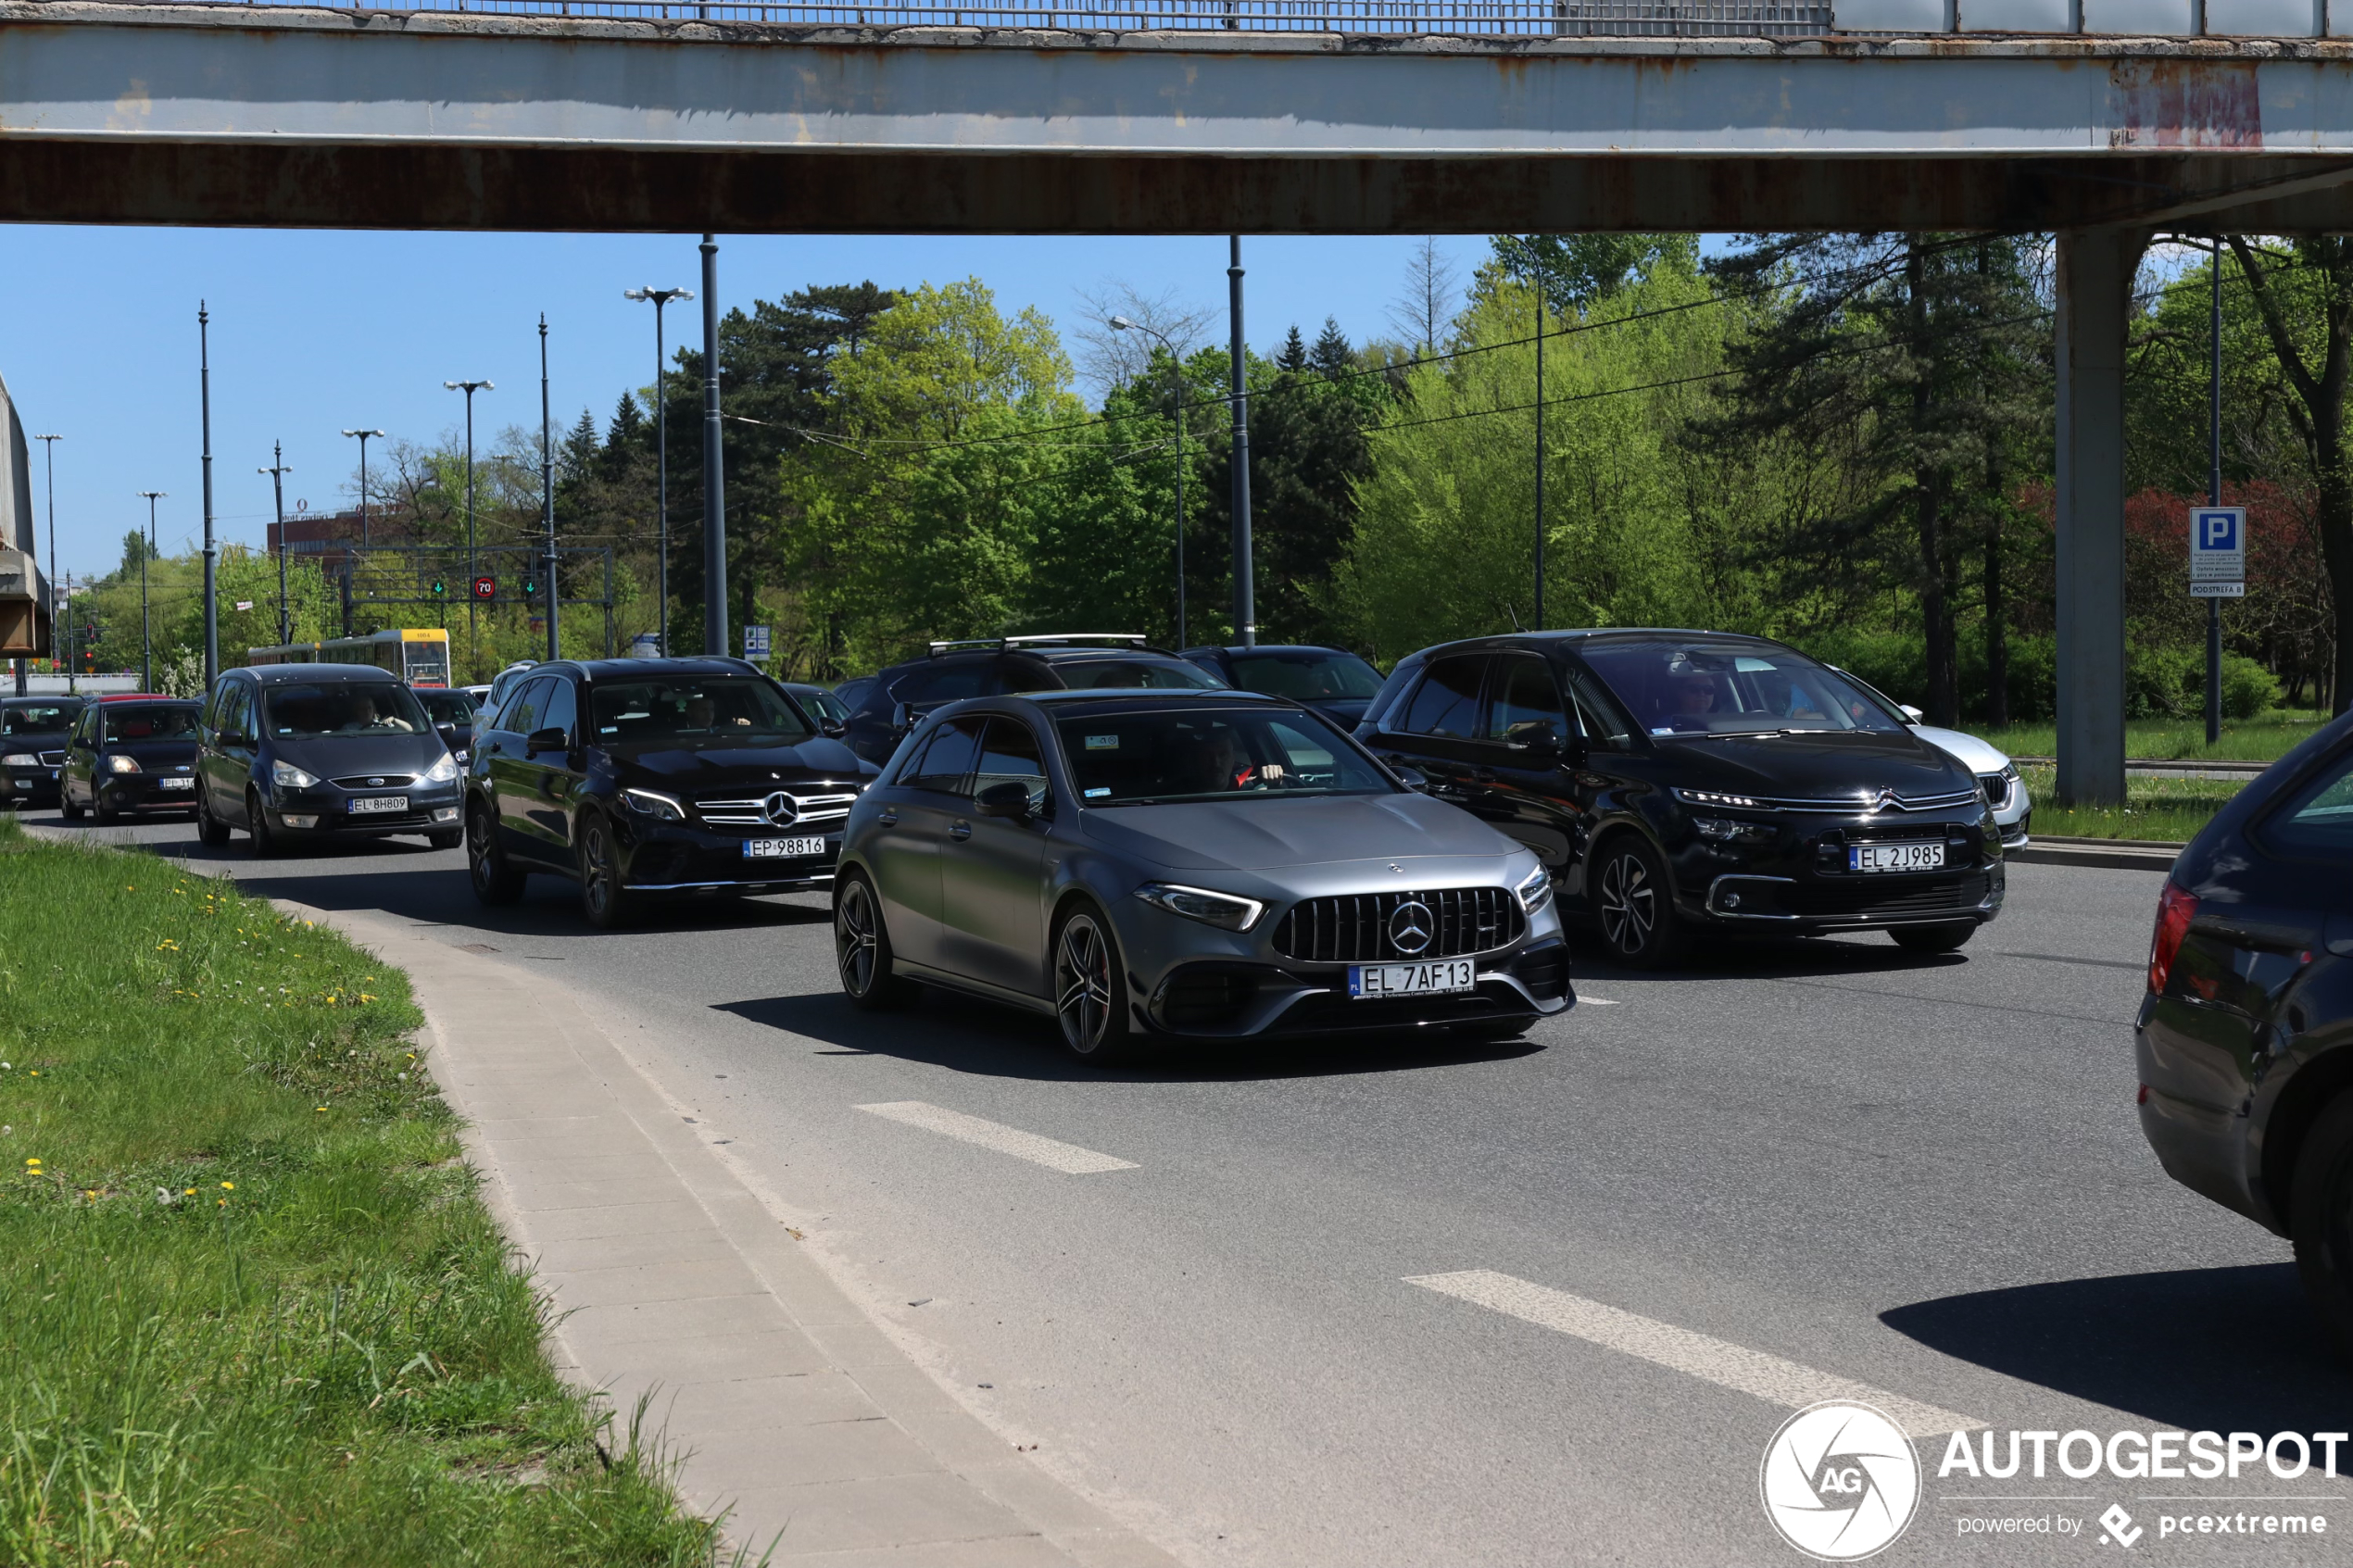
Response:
[[1503, 600, 1524, 632]]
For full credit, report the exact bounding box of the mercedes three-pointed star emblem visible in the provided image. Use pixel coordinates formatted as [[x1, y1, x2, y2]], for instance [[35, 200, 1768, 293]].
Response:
[[1389, 899, 1436, 956]]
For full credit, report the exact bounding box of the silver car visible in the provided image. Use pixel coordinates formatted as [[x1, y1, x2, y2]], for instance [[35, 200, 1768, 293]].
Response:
[[833, 690, 1573, 1063]]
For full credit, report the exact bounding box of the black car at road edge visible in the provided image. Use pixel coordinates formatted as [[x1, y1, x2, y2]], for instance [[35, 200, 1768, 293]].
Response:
[[196, 665, 465, 855], [0, 695, 89, 810], [463, 657, 877, 928], [2135, 708, 2353, 1348], [1357, 629, 2005, 966], [61, 696, 204, 820]]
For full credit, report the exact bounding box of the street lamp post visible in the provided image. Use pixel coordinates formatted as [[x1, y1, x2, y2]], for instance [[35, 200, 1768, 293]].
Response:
[[1108, 315, 1189, 649], [1227, 234, 1255, 648], [699, 234, 729, 659], [540, 315, 560, 662], [623, 285, 692, 657], [258, 445, 292, 646], [200, 304, 218, 687], [444, 379, 493, 676], [33, 433, 60, 694], [138, 491, 165, 692], [342, 428, 384, 547]]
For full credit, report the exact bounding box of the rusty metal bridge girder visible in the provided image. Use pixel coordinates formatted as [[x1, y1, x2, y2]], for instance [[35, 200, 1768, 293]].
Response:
[[6, 2, 2353, 231]]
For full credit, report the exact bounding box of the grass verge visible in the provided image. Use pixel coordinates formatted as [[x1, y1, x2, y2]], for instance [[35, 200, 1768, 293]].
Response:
[[0, 815, 734, 1567], [2018, 765, 2246, 842], [1982, 708, 2333, 764]]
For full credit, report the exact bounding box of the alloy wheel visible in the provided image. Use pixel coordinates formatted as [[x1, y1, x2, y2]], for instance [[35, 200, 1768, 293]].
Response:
[[836, 877, 880, 997], [1054, 913, 1114, 1053], [468, 811, 497, 895], [581, 822, 616, 920], [1598, 849, 1655, 956]]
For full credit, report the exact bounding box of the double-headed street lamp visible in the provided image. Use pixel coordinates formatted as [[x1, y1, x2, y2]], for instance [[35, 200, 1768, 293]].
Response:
[[138, 491, 166, 692], [342, 428, 385, 548], [1109, 315, 1189, 651], [624, 285, 693, 656], [258, 445, 292, 645], [444, 380, 493, 675]]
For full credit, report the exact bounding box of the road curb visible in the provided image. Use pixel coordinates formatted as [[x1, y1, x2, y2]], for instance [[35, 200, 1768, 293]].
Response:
[[2011, 755, 2271, 776], [2007, 835, 2183, 872]]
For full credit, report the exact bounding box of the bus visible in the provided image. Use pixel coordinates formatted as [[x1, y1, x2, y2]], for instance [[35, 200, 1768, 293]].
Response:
[[245, 629, 452, 688]]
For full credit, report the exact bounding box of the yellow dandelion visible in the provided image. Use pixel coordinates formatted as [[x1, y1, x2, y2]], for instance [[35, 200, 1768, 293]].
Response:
[[182, 1187, 195, 1196], [220, 1182, 233, 1190]]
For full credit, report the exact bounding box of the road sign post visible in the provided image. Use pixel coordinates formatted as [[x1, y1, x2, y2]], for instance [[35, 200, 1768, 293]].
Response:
[[2188, 507, 2246, 599], [743, 623, 771, 661]]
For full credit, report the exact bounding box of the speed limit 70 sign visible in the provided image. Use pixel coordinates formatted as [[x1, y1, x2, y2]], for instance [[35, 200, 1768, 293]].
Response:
[[472, 575, 497, 602], [2189, 507, 2246, 599]]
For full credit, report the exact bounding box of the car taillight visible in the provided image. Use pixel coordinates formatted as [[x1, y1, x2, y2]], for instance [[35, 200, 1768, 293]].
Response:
[[2147, 880, 2199, 996]]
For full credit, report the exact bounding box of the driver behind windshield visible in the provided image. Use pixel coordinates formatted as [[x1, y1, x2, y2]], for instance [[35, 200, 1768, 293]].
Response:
[[263, 684, 425, 738], [591, 679, 812, 746]]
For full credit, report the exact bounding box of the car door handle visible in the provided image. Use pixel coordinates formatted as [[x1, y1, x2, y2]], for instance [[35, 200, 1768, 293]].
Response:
[[949, 820, 973, 841], [877, 808, 898, 827]]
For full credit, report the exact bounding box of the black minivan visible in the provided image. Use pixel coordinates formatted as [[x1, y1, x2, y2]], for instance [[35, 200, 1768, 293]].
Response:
[[195, 665, 465, 855], [462, 657, 878, 928], [1357, 630, 2003, 966]]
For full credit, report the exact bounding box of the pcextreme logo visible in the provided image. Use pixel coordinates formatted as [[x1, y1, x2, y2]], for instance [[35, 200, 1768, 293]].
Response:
[[1760, 1401, 1922, 1562]]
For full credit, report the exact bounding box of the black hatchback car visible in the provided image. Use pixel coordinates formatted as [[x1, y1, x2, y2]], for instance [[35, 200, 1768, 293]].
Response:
[[2136, 710, 2353, 1348], [60, 697, 204, 820], [1357, 630, 2003, 966], [0, 695, 89, 809], [195, 665, 466, 855], [1179, 645, 1388, 727], [838, 635, 1225, 765], [462, 657, 878, 928]]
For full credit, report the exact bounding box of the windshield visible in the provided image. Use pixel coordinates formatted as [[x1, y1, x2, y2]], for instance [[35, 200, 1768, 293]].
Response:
[[261, 684, 429, 739], [1224, 649, 1384, 702], [1580, 643, 1907, 738], [1, 703, 82, 734], [791, 687, 851, 724], [1054, 659, 1224, 692], [102, 706, 201, 743], [1057, 707, 1394, 806], [413, 688, 478, 726], [589, 677, 812, 746]]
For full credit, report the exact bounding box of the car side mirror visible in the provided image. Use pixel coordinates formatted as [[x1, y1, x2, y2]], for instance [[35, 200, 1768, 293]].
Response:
[[436, 721, 459, 746], [1900, 705, 1924, 724], [526, 726, 569, 754], [820, 718, 848, 739], [890, 701, 913, 736], [975, 780, 1033, 820], [1392, 765, 1430, 793]]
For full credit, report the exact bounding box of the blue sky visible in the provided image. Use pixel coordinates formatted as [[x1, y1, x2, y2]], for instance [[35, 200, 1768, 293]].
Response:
[[4, 226, 1493, 583]]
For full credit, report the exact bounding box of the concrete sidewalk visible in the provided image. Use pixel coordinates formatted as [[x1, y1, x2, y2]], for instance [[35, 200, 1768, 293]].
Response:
[[286, 897, 1178, 1568]]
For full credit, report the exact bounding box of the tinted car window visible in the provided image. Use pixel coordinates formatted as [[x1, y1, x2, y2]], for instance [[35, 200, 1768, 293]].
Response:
[[589, 676, 812, 745], [974, 718, 1050, 808], [1486, 657, 1567, 746], [1400, 656, 1485, 738], [502, 678, 553, 737], [413, 687, 478, 727], [538, 679, 579, 741], [2, 703, 82, 734], [1054, 658, 1222, 691], [1225, 650, 1383, 702], [1580, 642, 1906, 738], [1057, 708, 1392, 804], [103, 706, 201, 742], [261, 683, 428, 738], [1568, 670, 1635, 751], [999, 658, 1061, 696], [891, 664, 990, 705], [904, 715, 988, 792], [2259, 745, 2353, 859]]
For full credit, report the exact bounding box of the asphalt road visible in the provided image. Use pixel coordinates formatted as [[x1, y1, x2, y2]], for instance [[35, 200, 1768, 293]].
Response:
[[31, 807, 2353, 1567]]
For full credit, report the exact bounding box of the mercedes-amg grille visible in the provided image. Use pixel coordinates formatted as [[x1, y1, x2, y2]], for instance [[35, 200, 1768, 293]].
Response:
[[694, 789, 860, 828], [1272, 888, 1525, 963]]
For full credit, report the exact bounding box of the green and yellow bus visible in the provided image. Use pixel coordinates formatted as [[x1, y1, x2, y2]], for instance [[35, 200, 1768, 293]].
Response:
[[245, 628, 452, 688]]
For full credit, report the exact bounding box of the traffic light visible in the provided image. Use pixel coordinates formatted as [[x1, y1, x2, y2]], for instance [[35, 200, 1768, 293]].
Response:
[[430, 578, 447, 599], [522, 577, 541, 602]]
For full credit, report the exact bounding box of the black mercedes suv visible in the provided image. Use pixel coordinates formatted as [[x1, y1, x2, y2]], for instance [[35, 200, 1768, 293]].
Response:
[[838, 635, 1225, 765], [463, 657, 878, 928], [0, 695, 89, 809], [2136, 709, 2353, 1349], [1357, 630, 2003, 966]]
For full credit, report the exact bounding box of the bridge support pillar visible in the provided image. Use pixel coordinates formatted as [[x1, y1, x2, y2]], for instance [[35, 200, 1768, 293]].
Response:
[[2054, 227, 2143, 809]]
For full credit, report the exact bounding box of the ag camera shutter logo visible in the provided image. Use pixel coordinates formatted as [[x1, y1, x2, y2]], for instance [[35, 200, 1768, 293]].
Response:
[[1760, 1400, 1921, 1561]]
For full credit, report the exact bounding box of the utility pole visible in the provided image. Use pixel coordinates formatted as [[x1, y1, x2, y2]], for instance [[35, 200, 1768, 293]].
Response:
[[1534, 292, 1547, 630], [138, 491, 165, 691], [342, 427, 384, 547], [541, 314, 560, 662], [700, 234, 729, 658], [444, 379, 493, 677], [624, 284, 693, 658], [200, 304, 218, 686], [32, 433, 60, 697], [2208, 236, 2224, 747], [1227, 234, 1255, 648], [259, 445, 292, 646]]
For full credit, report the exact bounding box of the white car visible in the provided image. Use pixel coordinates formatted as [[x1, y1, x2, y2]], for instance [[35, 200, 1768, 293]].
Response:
[[1837, 671, 2030, 849]]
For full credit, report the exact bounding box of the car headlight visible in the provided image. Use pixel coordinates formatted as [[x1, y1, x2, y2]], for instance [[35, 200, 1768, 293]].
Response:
[[422, 751, 460, 784], [622, 787, 686, 822], [1515, 865, 1554, 916], [1692, 816, 1775, 845], [1133, 882, 1265, 933], [103, 754, 142, 775], [1674, 787, 1769, 809], [2, 752, 38, 768], [271, 759, 320, 789]]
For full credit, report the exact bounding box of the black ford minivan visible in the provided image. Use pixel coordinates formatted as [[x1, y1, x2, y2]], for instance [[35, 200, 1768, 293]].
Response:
[[196, 665, 465, 855], [1358, 630, 2003, 966]]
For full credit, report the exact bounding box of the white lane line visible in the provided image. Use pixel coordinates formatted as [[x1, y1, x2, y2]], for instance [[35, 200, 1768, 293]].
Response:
[[1404, 1269, 1982, 1437], [854, 1101, 1139, 1175], [1580, 997, 1619, 1005]]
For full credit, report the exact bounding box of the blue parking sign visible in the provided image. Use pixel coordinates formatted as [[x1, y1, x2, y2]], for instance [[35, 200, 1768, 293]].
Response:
[[742, 623, 772, 659], [2188, 506, 2246, 596]]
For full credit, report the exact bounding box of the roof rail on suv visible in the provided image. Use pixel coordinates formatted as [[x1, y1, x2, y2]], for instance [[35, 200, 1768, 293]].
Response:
[[925, 633, 1150, 656]]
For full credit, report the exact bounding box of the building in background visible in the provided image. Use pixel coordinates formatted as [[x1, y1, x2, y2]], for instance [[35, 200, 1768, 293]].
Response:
[[0, 373, 53, 680]]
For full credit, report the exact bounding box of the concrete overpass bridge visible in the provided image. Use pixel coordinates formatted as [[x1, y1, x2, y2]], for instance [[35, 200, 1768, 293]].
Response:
[[6, 0, 2350, 797]]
